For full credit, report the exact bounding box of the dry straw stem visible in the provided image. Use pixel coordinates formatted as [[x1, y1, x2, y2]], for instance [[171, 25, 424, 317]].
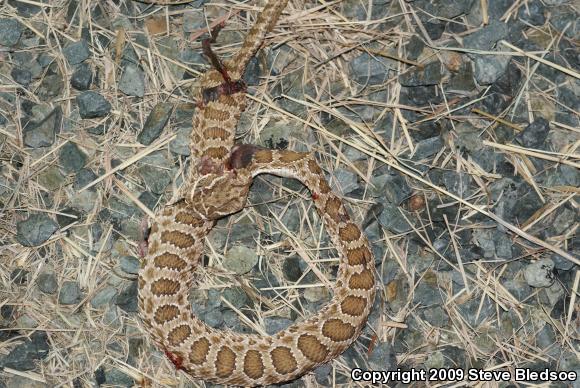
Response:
[[1, 0, 578, 386], [271, 94, 578, 266]]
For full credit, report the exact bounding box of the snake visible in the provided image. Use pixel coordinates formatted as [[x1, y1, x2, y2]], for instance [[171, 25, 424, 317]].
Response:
[[137, 0, 376, 385]]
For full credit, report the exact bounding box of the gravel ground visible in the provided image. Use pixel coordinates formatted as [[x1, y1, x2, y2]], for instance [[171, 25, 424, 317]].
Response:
[[0, 0, 578, 387]]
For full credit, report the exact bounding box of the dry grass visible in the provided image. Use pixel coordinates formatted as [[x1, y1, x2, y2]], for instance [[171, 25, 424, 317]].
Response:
[[0, 0, 578, 387]]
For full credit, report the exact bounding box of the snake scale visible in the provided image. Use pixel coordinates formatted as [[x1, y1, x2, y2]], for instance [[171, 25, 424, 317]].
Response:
[[137, 0, 376, 385]]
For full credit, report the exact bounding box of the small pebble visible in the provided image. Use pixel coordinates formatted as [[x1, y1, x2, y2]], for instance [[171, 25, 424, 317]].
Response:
[[58, 281, 82, 305], [524, 258, 555, 288], [16, 214, 59, 247]]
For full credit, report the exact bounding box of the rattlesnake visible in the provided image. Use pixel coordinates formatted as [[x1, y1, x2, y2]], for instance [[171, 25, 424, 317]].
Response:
[[137, 0, 376, 385]]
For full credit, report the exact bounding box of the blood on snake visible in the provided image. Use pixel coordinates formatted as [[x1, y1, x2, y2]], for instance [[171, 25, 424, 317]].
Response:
[[137, 0, 376, 386]]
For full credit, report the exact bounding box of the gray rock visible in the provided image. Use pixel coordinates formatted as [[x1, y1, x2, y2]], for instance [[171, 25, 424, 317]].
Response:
[[7, 0, 41, 17], [37, 73, 64, 99], [137, 102, 173, 145], [517, 0, 546, 25], [413, 281, 444, 306], [515, 117, 550, 148], [222, 287, 251, 309], [138, 191, 159, 211], [333, 168, 358, 194], [90, 286, 118, 309], [421, 305, 449, 327], [104, 368, 134, 387], [76, 91, 111, 119], [58, 281, 82, 305], [11, 67, 32, 87], [70, 190, 99, 213], [10, 268, 28, 285], [107, 198, 139, 223], [399, 61, 442, 86], [371, 171, 410, 204], [448, 62, 477, 94], [70, 63, 93, 90], [36, 272, 58, 294], [137, 152, 172, 195], [543, 165, 579, 188], [253, 269, 281, 299], [102, 306, 121, 327], [59, 142, 87, 174], [73, 168, 98, 191], [406, 35, 425, 61], [415, 0, 472, 19], [16, 214, 59, 247], [412, 136, 444, 160], [550, 253, 575, 271], [524, 258, 555, 288], [37, 52, 55, 67], [63, 40, 91, 65], [314, 363, 332, 385], [0, 18, 22, 47], [419, 20, 443, 40], [0, 332, 49, 371], [203, 309, 224, 328], [442, 171, 472, 197], [349, 52, 395, 85], [458, 293, 495, 326], [120, 256, 140, 275], [258, 120, 302, 149], [282, 256, 303, 282], [551, 207, 575, 234], [115, 281, 138, 312], [55, 207, 82, 228], [118, 63, 145, 97], [169, 127, 191, 156], [377, 204, 413, 234], [264, 317, 294, 335], [474, 54, 511, 85], [183, 10, 205, 32], [37, 166, 65, 191], [368, 341, 397, 371], [23, 107, 62, 148], [463, 20, 508, 51], [493, 231, 513, 259], [223, 245, 259, 274]]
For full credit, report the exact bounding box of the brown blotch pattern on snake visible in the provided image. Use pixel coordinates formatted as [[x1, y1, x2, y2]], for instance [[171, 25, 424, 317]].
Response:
[[348, 269, 374, 290], [154, 305, 180, 324], [340, 295, 367, 316], [161, 231, 195, 249], [205, 146, 229, 160], [347, 246, 371, 266], [339, 223, 361, 242], [254, 149, 273, 164], [297, 334, 329, 363], [204, 105, 231, 122], [279, 151, 305, 163], [151, 278, 180, 296], [154, 252, 188, 271], [215, 346, 236, 378], [270, 346, 298, 374], [324, 197, 342, 220], [322, 319, 355, 342], [189, 338, 210, 365], [243, 350, 264, 379], [205, 126, 231, 141], [168, 324, 192, 346], [175, 212, 205, 227]]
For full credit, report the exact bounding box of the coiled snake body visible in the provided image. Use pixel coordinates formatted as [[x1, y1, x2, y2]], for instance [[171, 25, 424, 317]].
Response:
[[137, 0, 376, 385]]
